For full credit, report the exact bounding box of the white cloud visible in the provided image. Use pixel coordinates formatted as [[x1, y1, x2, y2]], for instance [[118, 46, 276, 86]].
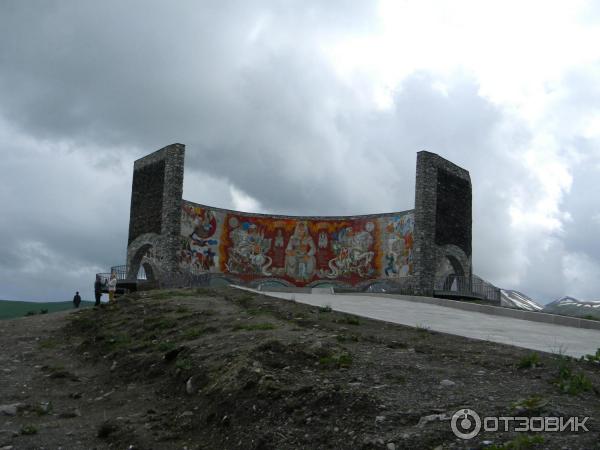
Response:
[[563, 252, 600, 300]]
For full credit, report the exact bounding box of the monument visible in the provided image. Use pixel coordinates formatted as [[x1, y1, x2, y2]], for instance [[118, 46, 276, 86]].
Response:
[[121, 143, 472, 297]]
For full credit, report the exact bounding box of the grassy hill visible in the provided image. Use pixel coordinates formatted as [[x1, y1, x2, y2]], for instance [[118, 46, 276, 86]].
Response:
[[1, 287, 598, 449], [0, 299, 94, 320]]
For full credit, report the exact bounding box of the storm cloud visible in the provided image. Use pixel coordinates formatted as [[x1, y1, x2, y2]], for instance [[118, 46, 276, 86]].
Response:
[[1, 0, 599, 303]]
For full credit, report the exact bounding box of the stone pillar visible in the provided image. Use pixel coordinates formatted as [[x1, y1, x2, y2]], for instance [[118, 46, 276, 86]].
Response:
[[413, 151, 472, 296], [126, 143, 185, 279]]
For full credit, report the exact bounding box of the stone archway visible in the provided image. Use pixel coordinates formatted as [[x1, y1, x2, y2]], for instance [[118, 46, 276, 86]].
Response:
[[139, 260, 156, 281], [129, 243, 159, 281], [436, 244, 471, 292]]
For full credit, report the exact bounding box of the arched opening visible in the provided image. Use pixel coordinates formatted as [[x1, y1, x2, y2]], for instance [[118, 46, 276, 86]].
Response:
[[258, 280, 289, 291], [311, 282, 335, 288], [440, 254, 468, 292], [137, 262, 156, 281], [130, 244, 158, 281]]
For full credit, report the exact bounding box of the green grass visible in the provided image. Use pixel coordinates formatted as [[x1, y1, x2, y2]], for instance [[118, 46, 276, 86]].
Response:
[[487, 435, 544, 449], [175, 357, 192, 371], [336, 334, 360, 343], [157, 341, 176, 352], [69, 315, 100, 333], [517, 352, 541, 369], [511, 395, 548, 413], [182, 327, 205, 340], [38, 338, 59, 349], [103, 333, 132, 351], [246, 308, 271, 317], [556, 358, 593, 395], [143, 317, 178, 330], [343, 316, 360, 326], [20, 424, 38, 435], [415, 323, 431, 334], [0, 299, 95, 320], [582, 348, 600, 363], [319, 352, 353, 369], [235, 293, 256, 308]]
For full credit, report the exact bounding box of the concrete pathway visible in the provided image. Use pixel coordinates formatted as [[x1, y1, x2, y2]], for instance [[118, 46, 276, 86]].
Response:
[[234, 287, 600, 358]]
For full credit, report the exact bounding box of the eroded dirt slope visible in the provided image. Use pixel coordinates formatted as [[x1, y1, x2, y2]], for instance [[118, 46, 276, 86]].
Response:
[[1, 287, 599, 449]]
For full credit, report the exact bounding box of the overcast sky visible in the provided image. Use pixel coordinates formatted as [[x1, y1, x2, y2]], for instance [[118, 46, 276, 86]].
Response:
[[1, 0, 599, 304]]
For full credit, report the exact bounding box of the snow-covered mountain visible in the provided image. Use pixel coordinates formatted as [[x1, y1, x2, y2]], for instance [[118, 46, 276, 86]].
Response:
[[542, 296, 600, 320], [500, 289, 544, 311]]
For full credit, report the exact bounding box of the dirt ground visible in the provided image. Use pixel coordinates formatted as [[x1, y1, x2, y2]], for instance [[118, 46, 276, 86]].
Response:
[[1, 287, 599, 450]]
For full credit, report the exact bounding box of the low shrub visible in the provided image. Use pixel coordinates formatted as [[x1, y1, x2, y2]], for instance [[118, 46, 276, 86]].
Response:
[[319, 352, 353, 369], [518, 352, 541, 369]]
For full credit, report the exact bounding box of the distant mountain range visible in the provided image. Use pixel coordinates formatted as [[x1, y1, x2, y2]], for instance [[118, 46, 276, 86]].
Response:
[[542, 296, 600, 320], [499, 290, 600, 320], [500, 290, 544, 311]]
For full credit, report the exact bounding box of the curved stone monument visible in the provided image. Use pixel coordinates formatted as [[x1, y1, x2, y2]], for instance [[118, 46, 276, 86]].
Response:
[[125, 143, 472, 296]]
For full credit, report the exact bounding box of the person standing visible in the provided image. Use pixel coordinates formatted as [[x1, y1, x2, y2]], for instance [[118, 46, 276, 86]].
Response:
[[108, 272, 118, 303], [73, 291, 82, 308], [94, 275, 102, 306]]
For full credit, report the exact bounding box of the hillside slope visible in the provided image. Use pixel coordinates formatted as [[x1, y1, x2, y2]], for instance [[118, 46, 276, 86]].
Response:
[[1, 287, 599, 449]]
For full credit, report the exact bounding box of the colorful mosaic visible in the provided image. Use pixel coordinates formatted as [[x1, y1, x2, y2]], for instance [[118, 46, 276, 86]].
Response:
[[179, 203, 414, 286]]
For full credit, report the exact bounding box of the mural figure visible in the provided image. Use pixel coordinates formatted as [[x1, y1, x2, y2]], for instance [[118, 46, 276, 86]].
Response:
[[274, 229, 284, 248], [382, 214, 414, 278], [384, 253, 397, 277], [226, 221, 272, 275], [318, 231, 328, 249], [322, 225, 374, 279], [179, 204, 415, 286], [191, 208, 216, 240], [285, 221, 316, 281], [179, 206, 220, 273]]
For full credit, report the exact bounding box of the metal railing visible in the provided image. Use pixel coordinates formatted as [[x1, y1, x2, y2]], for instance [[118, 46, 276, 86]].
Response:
[[93, 263, 500, 302], [472, 277, 501, 302], [110, 265, 129, 280], [434, 275, 500, 301], [95, 264, 212, 288]]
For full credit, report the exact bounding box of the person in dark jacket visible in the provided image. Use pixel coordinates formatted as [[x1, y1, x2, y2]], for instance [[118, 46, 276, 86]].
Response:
[[73, 291, 82, 308], [94, 275, 102, 306]]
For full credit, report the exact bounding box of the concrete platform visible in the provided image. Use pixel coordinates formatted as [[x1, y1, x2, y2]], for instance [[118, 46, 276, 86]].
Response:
[[234, 286, 600, 358]]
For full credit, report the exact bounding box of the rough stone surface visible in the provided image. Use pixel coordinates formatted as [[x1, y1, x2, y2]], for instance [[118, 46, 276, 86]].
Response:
[[0, 403, 22, 416], [435, 168, 472, 256], [413, 151, 472, 296], [127, 159, 165, 244], [126, 143, 185, 281]]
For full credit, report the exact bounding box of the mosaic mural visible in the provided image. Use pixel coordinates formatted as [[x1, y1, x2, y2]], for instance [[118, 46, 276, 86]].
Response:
[[179, 202, 414, 287]]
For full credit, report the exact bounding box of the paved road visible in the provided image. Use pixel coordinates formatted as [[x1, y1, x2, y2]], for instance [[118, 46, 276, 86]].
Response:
[[235, 287, 600, 358]]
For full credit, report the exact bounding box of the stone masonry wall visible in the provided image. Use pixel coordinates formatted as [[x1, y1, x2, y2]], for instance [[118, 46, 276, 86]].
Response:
[[124, 144, 472, 295], [413, 151, 472, 296], [126, 143, 185, 280]]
